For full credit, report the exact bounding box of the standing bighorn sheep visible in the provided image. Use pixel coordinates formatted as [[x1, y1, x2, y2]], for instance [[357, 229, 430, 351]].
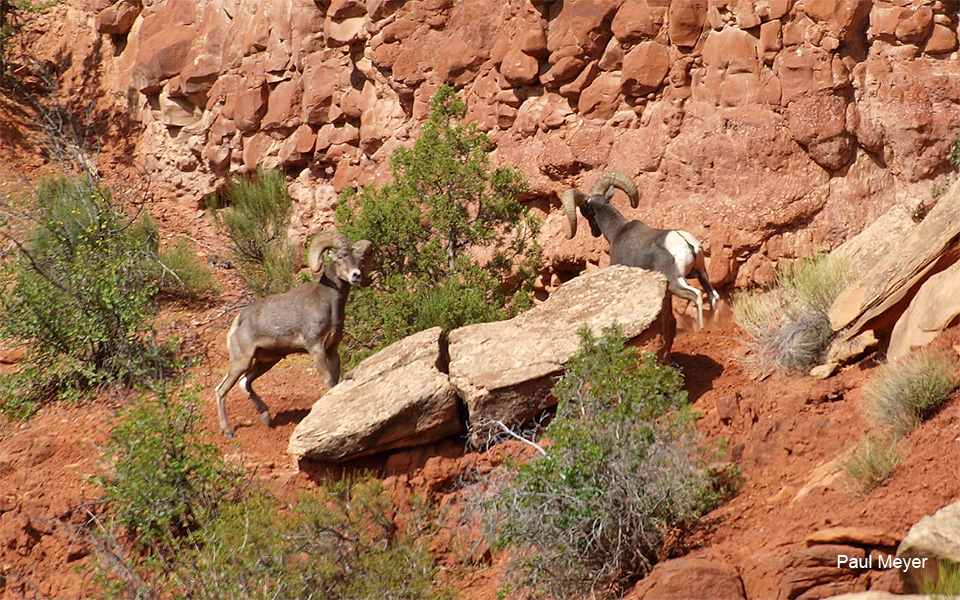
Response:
[[215, 232, 372, 438], [562, 172, 720, 329]]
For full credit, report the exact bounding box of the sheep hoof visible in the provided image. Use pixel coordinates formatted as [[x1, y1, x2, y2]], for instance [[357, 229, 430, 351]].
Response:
[[260, 411, 271, 426], [222, 428, 237, 439]]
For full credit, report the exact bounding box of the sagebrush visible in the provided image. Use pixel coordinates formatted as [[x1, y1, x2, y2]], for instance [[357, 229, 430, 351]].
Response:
[[841, 433, 902, 495], [0, 174, 186, 415], [96, 384, 243, 546]]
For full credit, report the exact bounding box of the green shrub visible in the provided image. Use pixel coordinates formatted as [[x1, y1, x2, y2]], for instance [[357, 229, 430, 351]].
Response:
[[734, 253, 847, 374], [0, 175, 181, 414], [96, 384, 242, 545], [155, 237, 218, 301], [336, 84, 541, 364], [493, 326, 721, 599], [209, 168, 296, 297], [862, 350, 957, 437], [94, 475, 449, 600], [841, 433, 902, 495]]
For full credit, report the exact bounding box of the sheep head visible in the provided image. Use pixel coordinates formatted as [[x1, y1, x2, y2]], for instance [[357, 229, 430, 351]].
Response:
[[306, 231, 373, 286], [561, 171, 639, 239]]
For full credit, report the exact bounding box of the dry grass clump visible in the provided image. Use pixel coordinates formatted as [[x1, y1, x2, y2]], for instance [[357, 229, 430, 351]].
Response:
[[862, 350, 957, 437], [841, 433, 903, 495], [734, 253, 848, 375]]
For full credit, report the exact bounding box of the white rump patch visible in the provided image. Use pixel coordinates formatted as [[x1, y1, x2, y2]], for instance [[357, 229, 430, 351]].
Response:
[[664, 230, 696, 276]]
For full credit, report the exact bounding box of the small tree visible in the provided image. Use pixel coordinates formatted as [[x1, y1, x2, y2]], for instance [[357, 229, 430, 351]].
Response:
[[336, 84, 541, 360]]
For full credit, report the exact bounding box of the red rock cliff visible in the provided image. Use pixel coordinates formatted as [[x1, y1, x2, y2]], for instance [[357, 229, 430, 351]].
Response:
[[22, 0, 960, 289]]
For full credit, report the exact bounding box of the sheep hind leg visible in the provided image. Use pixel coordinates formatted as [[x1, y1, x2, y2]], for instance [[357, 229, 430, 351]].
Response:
[[669, 277, 705, 330], [216, 360, 251, 438], [241, 359, 280, 426]]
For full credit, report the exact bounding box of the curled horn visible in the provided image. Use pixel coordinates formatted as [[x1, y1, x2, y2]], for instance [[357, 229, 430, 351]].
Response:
[[306, 231, 347, 271], [561, 188, 586, 239], [590, 171, 639, 208]]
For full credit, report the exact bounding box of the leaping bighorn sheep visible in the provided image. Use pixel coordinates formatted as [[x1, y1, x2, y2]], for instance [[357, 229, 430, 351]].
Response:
[[215, 232, 373, 438], [562, 172, 720, 329]]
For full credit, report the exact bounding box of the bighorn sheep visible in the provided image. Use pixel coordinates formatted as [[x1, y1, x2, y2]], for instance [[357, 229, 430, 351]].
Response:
[[215, 232, 372, 438], [562, 172, 720, 329]]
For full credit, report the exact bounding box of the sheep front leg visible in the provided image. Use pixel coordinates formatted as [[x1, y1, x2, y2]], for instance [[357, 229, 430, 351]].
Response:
[[309, 345, 341, 390]]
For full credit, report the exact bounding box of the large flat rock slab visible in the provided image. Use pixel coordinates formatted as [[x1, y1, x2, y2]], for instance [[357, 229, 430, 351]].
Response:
[[448, 265, 672, 430], [829, 179, 960, 343], [287, 327, 460, 461]]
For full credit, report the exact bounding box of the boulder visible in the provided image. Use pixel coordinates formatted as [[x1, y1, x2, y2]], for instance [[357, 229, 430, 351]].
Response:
[[785, 92, 855, 171], [287, 327, 461, 461], [897, 500, 960, 592], [829, 201, 920, 291], [131, 26, 197, 94], [802, 0, 872, 44], [621, 41, 671, 97], [626, 557, 745, 600], [667, 0, 706, 48], [887, 258, 960, 360], [829, 179, 960, 344], [448, 265, 673, 433], [96, 0, 140, 35], [779, 544, 866, 600]]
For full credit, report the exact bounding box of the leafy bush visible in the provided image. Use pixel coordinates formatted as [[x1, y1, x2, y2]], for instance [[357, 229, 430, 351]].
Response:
[[336, 84, 541, 363], [97, 384, 242, 545], [493, 326, 721, 599], [841, 433, 902, 495], [862, 350, 957, 437], [94, 474, 449, 600], [0, 175, 181, 414], [734, 253, 848, 374], [209, 168, 296, 297]]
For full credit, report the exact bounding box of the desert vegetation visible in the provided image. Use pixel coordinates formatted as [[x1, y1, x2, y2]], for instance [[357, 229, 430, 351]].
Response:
[[336, 84, 542, 363], [90, 385, 449, 600], [0, 173, 213, 417], [733, 253, 848, 375], [488, 326, 732, 599], [861, 350, 957, 437], [842, 350, 957, 494], [208, 167, 298, 297]]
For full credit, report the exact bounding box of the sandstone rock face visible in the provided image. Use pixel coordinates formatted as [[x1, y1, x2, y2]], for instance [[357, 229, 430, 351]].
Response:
[[23, 0, 960, 293], [887, 259, 960, 361], [625, 557, 745, 600], [286, 327, 460, 461], [448, 265, 673, 432], [897, 500, 960, 593]]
